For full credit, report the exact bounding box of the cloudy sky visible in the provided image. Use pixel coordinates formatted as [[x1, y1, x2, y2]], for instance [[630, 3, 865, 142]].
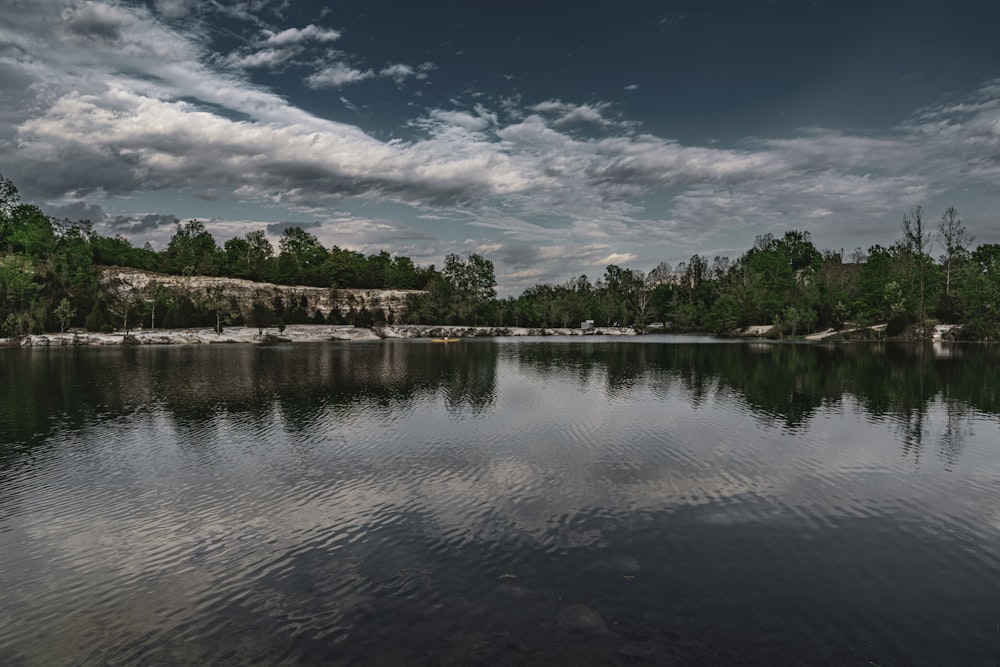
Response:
[[2, 0, 999, 294]]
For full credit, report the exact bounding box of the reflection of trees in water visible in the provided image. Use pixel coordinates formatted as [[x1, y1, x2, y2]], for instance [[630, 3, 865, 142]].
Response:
[[437, 343, 499, 415], [3, 342, 998, 470], [937, 392, 974, 471], [0, 342, 501, 462], [508, 341, 1000, 468], [883, 398, 974, 471], [896, 408, 927, 467], [509, 342, 599, 386], [0, 347, 157, 469], [511, 342, 678, 400]]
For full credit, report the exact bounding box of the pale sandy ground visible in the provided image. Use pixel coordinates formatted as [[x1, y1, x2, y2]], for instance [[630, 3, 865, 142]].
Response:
[[739, 325, 775, 337], [1, 324, 638, 347], [739, 323, 963, 341], [804, 324, 962, 341], [803, 324, 888, 341], [3, 323, 967, 346]]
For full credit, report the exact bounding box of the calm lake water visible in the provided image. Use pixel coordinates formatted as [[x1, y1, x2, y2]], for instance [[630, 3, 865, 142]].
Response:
[[1, 337, 999, 665]]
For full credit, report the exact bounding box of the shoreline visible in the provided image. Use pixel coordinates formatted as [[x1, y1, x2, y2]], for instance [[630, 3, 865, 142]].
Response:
[[0, 324, 641, 347], [1, 322, 977, 347]]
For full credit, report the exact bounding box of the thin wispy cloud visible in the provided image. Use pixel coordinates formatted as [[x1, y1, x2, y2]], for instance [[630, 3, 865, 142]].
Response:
[[264, 24, 341, 46], [305, 62, 374, 88]]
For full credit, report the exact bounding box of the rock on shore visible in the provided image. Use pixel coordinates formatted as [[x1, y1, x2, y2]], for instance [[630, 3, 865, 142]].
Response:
[[1, 324, 638, 347]]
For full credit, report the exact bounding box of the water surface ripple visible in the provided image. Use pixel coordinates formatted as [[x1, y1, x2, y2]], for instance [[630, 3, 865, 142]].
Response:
[[2, 340, 999, 665]]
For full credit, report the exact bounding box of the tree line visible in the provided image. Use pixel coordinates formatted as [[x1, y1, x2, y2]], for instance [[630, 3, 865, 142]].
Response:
[[0, 172, 462, 335], [451, 208, 995, 339], [2, 171, 998, 338]]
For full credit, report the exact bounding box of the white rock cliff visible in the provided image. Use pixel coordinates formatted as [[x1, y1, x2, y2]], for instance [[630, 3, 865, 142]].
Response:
[[100, 268, 425, 321]]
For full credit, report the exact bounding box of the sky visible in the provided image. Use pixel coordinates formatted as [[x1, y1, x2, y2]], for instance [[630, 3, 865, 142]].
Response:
[[1, 0, 999, 295]]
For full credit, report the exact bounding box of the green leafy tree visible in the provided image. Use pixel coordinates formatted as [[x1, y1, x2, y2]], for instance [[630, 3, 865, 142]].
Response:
[[164, 220, 220, 275], [0, 255, 42, 312], [2, 312, 28, 338], [51, 219, 97, 298], [92, 234, 139, 267], [7, 204, 56, 258], [224, 229, 275, 281], [223, 236, 251, 278], [202, 285, 238, 334], [276, 226, 329, 286], [54, 297, 76, 333], [442, 253, 496, 325], [387, 255, 420, 289], [362, 250, 392, 288], [325, 246, 367, 288], [597, 264, 632, 326], [855, 245, 895, 323], [953, 243, 1000, 338], [249, 298, 275, 334]]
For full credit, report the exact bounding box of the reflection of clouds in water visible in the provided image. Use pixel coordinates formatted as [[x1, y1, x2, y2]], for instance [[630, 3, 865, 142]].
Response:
[[6, 343, 1000, 664]]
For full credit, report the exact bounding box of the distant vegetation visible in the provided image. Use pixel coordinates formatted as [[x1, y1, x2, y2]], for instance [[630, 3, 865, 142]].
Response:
[[2, 172, 998, 338], [492, 208, 999, 340], [0, 172, 448, 333]]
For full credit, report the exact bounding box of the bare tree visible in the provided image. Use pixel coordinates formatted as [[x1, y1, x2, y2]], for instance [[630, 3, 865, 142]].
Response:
[[106, 278, 139, 340], [146, 280, 170, 330], [901, 206, 931, 322], [628, 269, 653, 324], [936, 207, 974, 302], [711, 255, 732, 281], [648, 261, 673, 286]]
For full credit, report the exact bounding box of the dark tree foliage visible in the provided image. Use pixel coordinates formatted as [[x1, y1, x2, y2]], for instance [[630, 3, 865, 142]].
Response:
[[0, 172, 995, 336]]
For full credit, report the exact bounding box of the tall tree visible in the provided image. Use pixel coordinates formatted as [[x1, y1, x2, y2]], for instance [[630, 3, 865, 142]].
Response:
[[648, 261, 673, 286], [901, 206, 932, 323], [164, 220, 220, 275], [54, 297, 76, 333], [953, 243, 1000, 337], [442, 253, 496, 325], [276, 226, 329, 286], [936, 207, 973, 318], [0, 172, 21, 252]]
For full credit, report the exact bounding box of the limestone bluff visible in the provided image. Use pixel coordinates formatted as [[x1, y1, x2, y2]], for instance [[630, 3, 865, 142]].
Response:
[[100, 267, 423, 325]]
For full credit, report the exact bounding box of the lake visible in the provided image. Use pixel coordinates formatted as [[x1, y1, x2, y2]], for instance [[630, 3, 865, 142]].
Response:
[[1, 338, 998, 665]]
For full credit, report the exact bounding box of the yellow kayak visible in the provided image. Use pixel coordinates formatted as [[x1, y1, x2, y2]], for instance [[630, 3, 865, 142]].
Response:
[[431, 338, 461, 343]]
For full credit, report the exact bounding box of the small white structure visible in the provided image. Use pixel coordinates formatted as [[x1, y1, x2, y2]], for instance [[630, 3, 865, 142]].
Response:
[[581, 320, 594, 330]]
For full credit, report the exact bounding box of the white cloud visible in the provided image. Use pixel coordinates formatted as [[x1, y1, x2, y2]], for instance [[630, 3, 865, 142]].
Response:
[[425, 109, 491, 133], [600, 252, 639, 265], [530, 99, 612, 126], [264, 24, 341, 46], [379, 61, 435, 85], [380, 63, 414, 83], [224, 23, 344, 71], [529, 100, 573, 114], [306, 62, 374, 88], [3, 2, 1000, 291], [229, 47, 295, 69]]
